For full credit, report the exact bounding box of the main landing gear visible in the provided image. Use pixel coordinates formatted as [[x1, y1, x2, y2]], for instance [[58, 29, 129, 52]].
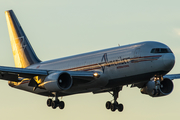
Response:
[[46, 92, 65, 109], [106, 87, 124, 112]]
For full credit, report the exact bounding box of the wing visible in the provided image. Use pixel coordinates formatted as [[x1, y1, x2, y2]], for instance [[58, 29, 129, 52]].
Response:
[[0, 66, 101, 82], [0, 66, 48, 82], [163, 74, 180, 80]]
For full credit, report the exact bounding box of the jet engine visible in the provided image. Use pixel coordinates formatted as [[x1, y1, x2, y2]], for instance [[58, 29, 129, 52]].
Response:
[[40, 72, 73, 92], [140, 78, 173, 97]]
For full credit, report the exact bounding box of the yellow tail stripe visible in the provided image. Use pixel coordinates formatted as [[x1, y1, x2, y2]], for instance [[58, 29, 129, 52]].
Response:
[[5, 11, 29, 68]]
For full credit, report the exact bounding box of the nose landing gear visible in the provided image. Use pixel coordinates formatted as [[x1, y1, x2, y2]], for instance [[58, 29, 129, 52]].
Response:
[[105, 87, 124, 112]]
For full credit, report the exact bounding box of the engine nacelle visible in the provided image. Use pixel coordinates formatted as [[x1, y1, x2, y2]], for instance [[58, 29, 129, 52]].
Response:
[[141, 78, 173, 97], [42, 72, 73, 92]]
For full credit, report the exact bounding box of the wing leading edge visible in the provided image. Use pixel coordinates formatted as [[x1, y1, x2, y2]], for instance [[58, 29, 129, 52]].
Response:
[[164, 74, 180, 80], [0, 66, 48, 82], [0, 66, 101, 82]]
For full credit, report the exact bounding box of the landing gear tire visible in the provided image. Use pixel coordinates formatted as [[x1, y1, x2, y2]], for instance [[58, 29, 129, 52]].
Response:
[[47, 99, 52, 107], [48, 92, 65, 110], [106, 87, 124, 112], [117, 104, 123, 112], [111, 103, 116, 112], [153, 89, 160, 96], [106, 101, 111, 109], [156, 89, 160, 96], [52, 101, 58, 109], [59, 101, 65, 109]]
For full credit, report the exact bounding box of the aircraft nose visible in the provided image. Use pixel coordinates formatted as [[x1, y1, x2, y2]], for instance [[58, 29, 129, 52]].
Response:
[[163, 53, 175, 70]]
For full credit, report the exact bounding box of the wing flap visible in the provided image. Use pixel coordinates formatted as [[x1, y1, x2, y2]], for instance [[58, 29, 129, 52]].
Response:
[[0, 73, 18, 82]]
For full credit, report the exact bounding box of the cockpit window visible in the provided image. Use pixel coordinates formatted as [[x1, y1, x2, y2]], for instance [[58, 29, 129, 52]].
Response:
[[151, 48, 172, 53]]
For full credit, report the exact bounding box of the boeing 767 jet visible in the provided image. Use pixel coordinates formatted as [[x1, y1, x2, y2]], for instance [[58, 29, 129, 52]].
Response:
[[1, 10, 180, 112]]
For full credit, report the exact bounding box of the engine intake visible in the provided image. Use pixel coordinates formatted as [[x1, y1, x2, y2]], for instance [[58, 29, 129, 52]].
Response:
[[141, 78, 173, 97], [42, 72, 73, 92], [160, 78, 173, 94]]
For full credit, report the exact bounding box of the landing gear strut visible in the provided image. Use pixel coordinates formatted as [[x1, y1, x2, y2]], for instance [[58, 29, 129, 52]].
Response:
[[106, 87, 124, 112], [152, 75, 163, 96], [46, 92, 65, 109]]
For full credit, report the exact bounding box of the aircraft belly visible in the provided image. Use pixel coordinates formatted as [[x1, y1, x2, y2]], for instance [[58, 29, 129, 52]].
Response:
[[61, 73, 109, 94], [105, 70, 168, 88]]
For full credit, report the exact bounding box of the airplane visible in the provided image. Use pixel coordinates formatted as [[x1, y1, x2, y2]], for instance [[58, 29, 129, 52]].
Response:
[[2, 9, 180, 112]]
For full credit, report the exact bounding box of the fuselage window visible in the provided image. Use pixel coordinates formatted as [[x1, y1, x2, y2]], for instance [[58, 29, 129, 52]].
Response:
[[151, 48, 172, 53]]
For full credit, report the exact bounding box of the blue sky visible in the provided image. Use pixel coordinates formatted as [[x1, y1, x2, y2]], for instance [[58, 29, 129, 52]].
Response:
[[0, 0, 180, 120]]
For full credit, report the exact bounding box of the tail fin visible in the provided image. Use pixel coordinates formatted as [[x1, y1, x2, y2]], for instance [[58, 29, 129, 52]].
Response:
[[5, 10, 41, 68]]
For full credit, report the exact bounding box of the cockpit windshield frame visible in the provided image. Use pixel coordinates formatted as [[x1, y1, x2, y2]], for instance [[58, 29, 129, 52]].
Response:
[[151, 48, 172, 53]]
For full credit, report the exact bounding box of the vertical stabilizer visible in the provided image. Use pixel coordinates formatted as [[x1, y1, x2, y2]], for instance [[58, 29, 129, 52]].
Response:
[[5, 10, 41, 68]]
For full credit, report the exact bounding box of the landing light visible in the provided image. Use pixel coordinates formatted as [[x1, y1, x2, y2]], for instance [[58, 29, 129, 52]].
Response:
[[93, 72, 100, 78]]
